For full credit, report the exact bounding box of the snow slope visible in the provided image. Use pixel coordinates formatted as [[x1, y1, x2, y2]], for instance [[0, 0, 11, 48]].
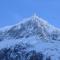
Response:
[[0, 15, 60, 60]]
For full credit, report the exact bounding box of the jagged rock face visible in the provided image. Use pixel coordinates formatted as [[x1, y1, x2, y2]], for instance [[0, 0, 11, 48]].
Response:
[[1, 19, 43, 39], [0, 44, 51, 60]]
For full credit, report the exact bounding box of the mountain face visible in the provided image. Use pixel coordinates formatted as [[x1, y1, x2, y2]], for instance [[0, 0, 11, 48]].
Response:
[[0, 15, 60, 60]]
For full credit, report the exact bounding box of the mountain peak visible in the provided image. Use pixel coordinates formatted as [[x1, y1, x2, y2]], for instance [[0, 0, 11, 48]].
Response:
[[0, 15, 58, 33], [18, 14, 49, 30], [31, 14, 47, 24], [0, 15, 60, 60]]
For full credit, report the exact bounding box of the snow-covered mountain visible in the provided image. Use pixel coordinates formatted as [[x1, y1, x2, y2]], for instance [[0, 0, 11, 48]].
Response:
[[0, 15, 60, 60]]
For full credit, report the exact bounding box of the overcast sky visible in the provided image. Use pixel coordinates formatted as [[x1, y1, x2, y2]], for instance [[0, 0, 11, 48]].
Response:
[[0, 0, 60, 28]]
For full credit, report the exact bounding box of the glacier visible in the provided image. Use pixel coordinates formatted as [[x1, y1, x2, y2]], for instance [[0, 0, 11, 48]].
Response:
[[0, 15, 60, 60]]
